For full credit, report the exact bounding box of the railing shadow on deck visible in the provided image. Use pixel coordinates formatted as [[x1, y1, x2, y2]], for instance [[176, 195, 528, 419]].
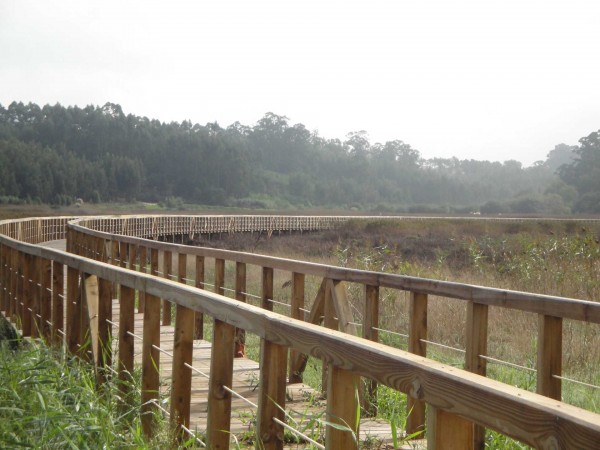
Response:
[[1, 215, 599, 449]]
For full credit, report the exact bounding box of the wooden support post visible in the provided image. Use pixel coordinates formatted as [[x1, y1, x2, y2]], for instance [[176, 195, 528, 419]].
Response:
[[214, 258, 225, 296], [51, 261, 64, 346], [3, 246, 8, 314], [9, 248, 18, 322], [329, 280, 358, 335], [289, 272, 305, 383], [21, 253, 32, 336], [407, 292, 427, 436], [465, 302, 488, 449], [118, 284, 135, 397], [66, 266, 81, 353], [4, 247, 11, 316], [10, 249, 18, 322], [83, 274, 99, 363], [537, 314, 562, 400], [97, 277, 113, 380], [138, 246, 146, 313], [119, 242, 128, 268], [362, 284, 379, 416], [427, 407, 474, 450], [3, 246, 10, 315], [206, 319, 235, 449], [111, 240, 119, 265], [0, 245, 5, 313], [321, 279, 337, 394], [262, 267, 274, 311], [170, 303, 194, 436], [15, 250, 23, 327], [177, 252, 187, 286], [234, 262, 246, 357], [30, 255, 41, 338], [162, 250, 172, 326], [194, 255, 204, 340], [287, 279, 327, 383], [39, 258, 52, 342], [128, 243, 137, 270], [257, 339, 288, 450], [325, 365, 360, 450], [141, 249, 161, 437], [117, 244, 137, 400]]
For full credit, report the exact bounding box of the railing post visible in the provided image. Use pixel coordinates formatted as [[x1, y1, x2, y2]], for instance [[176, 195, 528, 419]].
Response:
[[262, 267, 274, 311], [118, 282, 135, 397], [170, 302, 194, 437], [407, 291, 427, 436], [177, 252, 187, 286], [465, 301, 488, 449], [82, 274, 98, 363], [51, 261, 64, 346], [162, 250, 172, 326], [0, 244, 5, 313], [427, 407, 474, 450], [111, 240, 119, 266], [21, 253, 32, 336], [206, 318, 235, 449], [66, 266, 81, 353], [30, 255, 41, 338], [214, 258, 225, 296], [194, 255, 204, 340], [40, 257, 52, 342], [138, 246, 146, 313], [257, 339, 288, 449], [234, 261, 246, 357], [119, 241, 128, 268], [14, 250, 23, 328], [1, 245, 8, 314], [9, 247, 18, 322], [141, 248, 161, 437], [325, 365, 360, 450], [3, 245, 9, 315], [170, 251, 194, 435], [289, 272, 305, 383], [362, 284, 379, 416], [97, 277, 112, 382], [537, 314, 562, 400]]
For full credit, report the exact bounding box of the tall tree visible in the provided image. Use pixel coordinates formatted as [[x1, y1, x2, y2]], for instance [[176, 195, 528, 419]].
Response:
[[559, 131, 600, 213]]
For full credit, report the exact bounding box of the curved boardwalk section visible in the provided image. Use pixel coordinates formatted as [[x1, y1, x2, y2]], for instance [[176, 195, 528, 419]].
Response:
[[1, 215, 600, 449]]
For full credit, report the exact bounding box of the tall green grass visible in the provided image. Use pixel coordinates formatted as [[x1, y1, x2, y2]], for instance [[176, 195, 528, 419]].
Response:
[[0, 335, 183, 449]]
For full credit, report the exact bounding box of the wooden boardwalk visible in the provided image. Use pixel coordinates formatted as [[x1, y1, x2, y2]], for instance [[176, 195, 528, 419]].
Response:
[[41, 239, 398, 447], [3, 217, 598, 448]]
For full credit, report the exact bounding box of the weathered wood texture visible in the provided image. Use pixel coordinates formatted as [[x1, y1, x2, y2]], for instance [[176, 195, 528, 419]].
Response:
[[206, 319, 235, 449], [2, 215, 600, 449], [407, 292, 427, 436]]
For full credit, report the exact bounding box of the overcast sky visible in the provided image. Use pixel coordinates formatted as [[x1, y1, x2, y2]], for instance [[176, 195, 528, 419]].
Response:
[[1, 0, 599, 166]]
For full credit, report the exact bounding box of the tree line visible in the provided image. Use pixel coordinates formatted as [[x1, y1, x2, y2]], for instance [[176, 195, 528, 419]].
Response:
[[0, 101, 597, 214]]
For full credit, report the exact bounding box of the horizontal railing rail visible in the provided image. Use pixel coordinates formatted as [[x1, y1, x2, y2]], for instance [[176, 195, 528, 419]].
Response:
[[69, 219, 600, 323]]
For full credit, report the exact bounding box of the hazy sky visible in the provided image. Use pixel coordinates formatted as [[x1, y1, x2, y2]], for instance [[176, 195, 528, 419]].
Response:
[[1, 0, 599, 166]]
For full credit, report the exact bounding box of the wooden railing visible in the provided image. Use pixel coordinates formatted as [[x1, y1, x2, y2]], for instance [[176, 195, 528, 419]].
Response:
[[1, 215, 599, 449]]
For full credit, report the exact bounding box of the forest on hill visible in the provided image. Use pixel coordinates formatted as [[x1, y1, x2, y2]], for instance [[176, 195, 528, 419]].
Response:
[[0, 101, 598, 214]]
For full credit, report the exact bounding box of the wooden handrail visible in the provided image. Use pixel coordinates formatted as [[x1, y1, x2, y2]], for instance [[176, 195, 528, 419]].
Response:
[[68, 218, 600, 323]]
